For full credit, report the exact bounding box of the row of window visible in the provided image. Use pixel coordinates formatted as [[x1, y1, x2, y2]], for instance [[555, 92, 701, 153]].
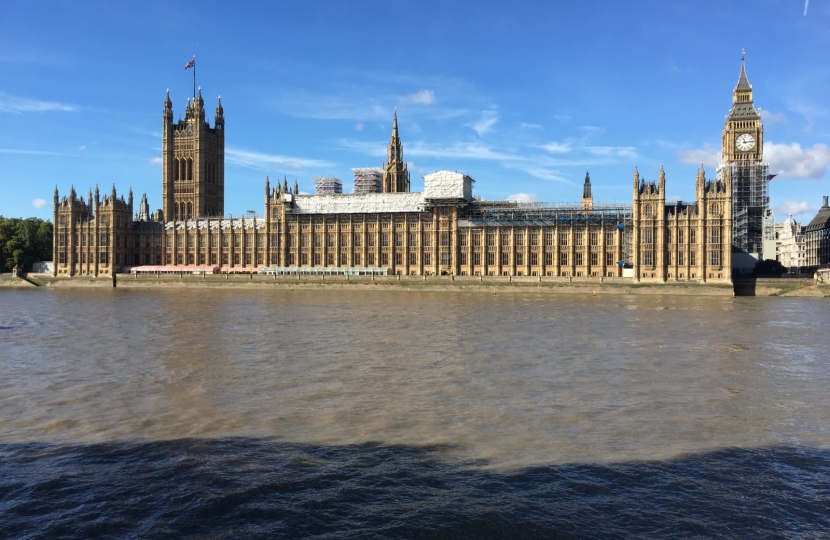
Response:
[[641, 250, 722, 267], [640, 227, 723, 245]]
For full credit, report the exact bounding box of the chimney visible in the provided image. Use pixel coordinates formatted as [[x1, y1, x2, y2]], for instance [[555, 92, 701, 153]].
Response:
[[824, 195, 829, 208]]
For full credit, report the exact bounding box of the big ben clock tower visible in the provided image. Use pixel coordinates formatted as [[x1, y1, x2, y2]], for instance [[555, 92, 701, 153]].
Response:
[[720, 51, 770, 273]]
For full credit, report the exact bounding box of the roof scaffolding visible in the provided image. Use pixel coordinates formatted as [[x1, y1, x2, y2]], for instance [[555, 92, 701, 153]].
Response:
[[458, 201, 634, 265], [352, 168, 383, 194], [314, 177, 343, 195]]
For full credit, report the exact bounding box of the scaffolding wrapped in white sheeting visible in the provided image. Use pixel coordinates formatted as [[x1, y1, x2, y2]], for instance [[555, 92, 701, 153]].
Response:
[[423, 171, 474, 201], [291, 192, 426, 215]]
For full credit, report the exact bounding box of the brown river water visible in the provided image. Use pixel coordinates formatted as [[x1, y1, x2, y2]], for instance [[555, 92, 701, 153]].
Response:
[[1, 289, 829, 538]]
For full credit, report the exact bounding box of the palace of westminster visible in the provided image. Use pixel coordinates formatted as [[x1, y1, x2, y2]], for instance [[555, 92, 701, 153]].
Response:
[[52, 57, 774, 282]]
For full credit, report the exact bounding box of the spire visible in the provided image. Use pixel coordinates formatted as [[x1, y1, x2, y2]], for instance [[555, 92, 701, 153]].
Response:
[[216, 95, 223, 115], [736, 49, 751, 92], [581, 170, 593, 210], [582, 170, 591, 199], [197, 86, 204, 108], [632, 166, 640, 191], [53, 186, 59, 205], [382, 109, 409, 192], [265, 176, 270, 197], [294, 179, 299, 195], [165, 88, 172, 108]]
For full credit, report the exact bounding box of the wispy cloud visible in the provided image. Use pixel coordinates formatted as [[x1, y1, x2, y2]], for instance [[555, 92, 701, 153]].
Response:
[[149, 157, 163, 165], [339, 139, 524, 162], [226, 147, 333, 171], [0, 93, 77, 114], [0, 148, 71, 157], [775, 201, 813, 217], [32, 198, 48, 209], [765, 142, 830, 179], [401, 89, 436, 105], [541, 142, 572, 154], [758, 108, 787, 124], [586, 146, 638, 159], [471, 111, 498, 135], [519, 123, 542, 130], [516, 166, 571, 184]]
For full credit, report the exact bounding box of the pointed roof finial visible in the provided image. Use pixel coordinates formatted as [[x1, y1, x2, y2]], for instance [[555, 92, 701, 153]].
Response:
[[736, 49, 751, 92]]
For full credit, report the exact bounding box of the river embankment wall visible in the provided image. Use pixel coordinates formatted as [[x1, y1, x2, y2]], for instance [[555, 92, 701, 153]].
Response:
[[4, 273, 826, 297]]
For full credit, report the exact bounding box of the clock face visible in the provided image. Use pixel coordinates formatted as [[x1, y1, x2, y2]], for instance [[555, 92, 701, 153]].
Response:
[[735, 133, 756, 151]]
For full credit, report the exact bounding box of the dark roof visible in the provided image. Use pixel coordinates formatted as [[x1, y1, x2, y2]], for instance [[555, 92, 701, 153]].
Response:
[[804, 203, 830, 233], [735, 60, 752, 92]]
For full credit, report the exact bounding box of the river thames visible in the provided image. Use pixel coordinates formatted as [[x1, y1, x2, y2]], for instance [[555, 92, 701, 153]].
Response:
[[1, 289, 828, 538]]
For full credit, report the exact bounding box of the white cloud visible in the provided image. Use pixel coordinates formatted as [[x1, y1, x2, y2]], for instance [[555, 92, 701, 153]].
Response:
[[765, 142, 830, 179], [520, 123, 542, 130], [775, 201, 814, 217], [32, 198, 47, 209], [79, 145, 87, 151], [541, 142, 572, 154], [355, 123, 364, 131], [666, 194, 683, 204], [401, 89, 436, 105], [472, 111, 498, 135], [678, 143, 720, 169], [225, 147, 332, 171], [149, 157, 163, 165], [0, 93, 77, 114], [506, 193, 540, 203], [758, 108, 787, 124]]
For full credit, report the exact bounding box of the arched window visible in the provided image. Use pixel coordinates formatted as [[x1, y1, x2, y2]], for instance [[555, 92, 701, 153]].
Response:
[[173, 158, 179, 181], [711, 203, 720, 216], [187, 158, 193, 181], [187, 202, 193, 219], [644, 204, 653, 216]]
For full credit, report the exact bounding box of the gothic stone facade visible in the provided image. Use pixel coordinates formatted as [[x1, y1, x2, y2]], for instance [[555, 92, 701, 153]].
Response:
[[53, 58, 762, 282]]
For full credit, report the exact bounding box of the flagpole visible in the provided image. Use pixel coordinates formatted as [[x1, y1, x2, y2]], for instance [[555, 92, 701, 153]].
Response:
[[192, 55, 196, 100]]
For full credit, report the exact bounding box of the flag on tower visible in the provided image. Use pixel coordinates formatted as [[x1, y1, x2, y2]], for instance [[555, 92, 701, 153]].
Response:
[[185, 59, 195, 70]]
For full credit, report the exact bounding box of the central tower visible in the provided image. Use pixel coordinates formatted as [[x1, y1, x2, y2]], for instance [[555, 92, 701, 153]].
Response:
[[382, 110, 410, 193], [719, 52, 769, 272], [162, 88, 225, 220]]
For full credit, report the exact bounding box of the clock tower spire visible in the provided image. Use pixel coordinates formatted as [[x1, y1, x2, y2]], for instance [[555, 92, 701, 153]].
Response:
[[722, 50, 763, 163]]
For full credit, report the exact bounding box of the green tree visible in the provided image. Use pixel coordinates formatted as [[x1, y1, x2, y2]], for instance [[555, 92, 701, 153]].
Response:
[[753, 258, 785, 276], [0, 216, 53, 271]]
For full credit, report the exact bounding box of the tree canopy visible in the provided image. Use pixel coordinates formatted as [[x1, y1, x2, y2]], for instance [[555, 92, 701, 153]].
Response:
[[0, 216, 53, 271]]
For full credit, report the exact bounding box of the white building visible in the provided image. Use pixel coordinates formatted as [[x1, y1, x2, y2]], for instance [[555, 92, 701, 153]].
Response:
[[775, 215, 807, 270]]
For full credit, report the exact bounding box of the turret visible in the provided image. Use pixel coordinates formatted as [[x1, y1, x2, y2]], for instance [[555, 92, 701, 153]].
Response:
[[658, 165, 665, 194], [164, 89, 173, 122], [53, 186, 59, 206], [215, 96, 224, 127], [294, 179, 299, 195], [632, 167, 640, 196], [94, 185, 100, 209]]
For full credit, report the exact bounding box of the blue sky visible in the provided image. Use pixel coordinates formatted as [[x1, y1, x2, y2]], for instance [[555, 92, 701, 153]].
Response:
[[1, 0, 828, 224]]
